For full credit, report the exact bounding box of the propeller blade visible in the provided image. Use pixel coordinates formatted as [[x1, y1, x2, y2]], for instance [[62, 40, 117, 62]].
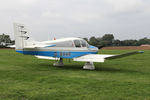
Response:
[[97, 45, 105, 49]]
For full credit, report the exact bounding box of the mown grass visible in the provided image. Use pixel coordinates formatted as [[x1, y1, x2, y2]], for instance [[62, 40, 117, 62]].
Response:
[[0, 49, 150, 100]]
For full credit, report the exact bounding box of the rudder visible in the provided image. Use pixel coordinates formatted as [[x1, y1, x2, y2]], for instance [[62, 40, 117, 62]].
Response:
[[13, 23, 29, 50]]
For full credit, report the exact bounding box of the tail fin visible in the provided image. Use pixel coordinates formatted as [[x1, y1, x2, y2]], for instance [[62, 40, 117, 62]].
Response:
[[13, 23, 30, 50]]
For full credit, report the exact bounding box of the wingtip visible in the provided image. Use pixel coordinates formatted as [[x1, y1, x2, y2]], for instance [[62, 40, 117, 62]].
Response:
[[138, 51, 144, 53]]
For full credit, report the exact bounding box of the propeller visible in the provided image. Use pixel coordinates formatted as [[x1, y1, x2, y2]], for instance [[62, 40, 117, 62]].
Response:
[[97, 45, 105, 49]]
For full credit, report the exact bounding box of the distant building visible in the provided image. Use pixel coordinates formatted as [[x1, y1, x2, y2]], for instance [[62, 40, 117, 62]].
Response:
[[141, 44, 150, 47]]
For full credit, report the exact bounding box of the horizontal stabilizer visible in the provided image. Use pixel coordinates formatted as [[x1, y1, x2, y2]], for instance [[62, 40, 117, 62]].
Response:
[[74, 54, 114, 62]]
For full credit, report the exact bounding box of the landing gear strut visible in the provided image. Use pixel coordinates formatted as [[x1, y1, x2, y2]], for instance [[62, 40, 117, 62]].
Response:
[[53, 58, 64, 66], [83, 62, 95, 70]]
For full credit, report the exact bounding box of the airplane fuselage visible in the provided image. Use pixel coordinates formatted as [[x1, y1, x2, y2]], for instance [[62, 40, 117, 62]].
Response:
[[16, 37, 98, 59]]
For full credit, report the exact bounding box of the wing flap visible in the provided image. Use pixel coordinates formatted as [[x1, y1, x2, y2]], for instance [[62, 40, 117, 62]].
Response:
[[35, 56, 59, 60], [73, 54, 114, 62]]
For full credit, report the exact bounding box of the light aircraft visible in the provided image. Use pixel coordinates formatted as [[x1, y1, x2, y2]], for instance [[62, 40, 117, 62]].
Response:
[[13, 23, 143, 70]]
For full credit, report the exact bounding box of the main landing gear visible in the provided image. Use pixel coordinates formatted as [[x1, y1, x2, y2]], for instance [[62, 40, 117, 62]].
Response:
[[53, 58, 64, 66], [53, 58, 95, 70]]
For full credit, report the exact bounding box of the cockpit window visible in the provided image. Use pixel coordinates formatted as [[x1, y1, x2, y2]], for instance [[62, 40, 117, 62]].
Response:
[[81, 40, 87, 47], [74, 40, 81, 47]]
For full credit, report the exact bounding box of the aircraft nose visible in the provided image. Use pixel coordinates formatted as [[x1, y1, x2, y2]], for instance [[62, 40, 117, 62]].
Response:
[[88, 46, 98, 52]]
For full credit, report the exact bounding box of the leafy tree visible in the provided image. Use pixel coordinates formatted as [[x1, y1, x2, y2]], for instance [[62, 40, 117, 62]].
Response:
[[101, 34, 114, 46], [102, 34, 114, 41], [121, 40, 138, 46], [83, 38, 88, 42], [113, 39, 121, 46], [85, 34, 150, 47], [0, 33, 12, 47], [89, 36, 99, 46], [137, 38, 150, 45]]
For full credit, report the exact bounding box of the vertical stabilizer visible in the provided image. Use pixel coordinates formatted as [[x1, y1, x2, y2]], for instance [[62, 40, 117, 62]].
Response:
[[13, 23, 30, 50]]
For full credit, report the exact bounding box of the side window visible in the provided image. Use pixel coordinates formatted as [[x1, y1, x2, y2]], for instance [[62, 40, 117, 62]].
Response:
[[55, 41, 73, 47], [81, 40, 87, 47], [74, 40, 81, 47]]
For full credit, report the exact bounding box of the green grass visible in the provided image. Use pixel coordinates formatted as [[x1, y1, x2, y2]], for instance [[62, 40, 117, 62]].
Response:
[[0, 49, 150, 100]]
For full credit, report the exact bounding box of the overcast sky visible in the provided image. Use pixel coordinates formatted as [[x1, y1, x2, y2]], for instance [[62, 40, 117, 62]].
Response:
[[0, 0, 150, 41]]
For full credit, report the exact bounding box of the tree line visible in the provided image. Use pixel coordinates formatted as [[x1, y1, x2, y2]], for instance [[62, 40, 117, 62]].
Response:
[[83, 34, 150, 47], [0, 33, 150, 48], [0, 33, 14, 48]]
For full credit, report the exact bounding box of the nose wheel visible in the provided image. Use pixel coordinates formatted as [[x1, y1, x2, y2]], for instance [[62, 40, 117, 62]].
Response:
[[53, 58, 64, 66], [83, 62, 95, 70]]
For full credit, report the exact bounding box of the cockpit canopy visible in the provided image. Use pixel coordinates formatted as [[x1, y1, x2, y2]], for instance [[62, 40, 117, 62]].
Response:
[[73, 40, 87, 47], [54, 39, 89, 48]]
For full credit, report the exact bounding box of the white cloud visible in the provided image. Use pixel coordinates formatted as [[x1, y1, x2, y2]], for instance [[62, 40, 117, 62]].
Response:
[[0, 0, 150, 40], [41, 12, 62, 19], [106, 0, 144, 13], [18, 0, 39, 5]]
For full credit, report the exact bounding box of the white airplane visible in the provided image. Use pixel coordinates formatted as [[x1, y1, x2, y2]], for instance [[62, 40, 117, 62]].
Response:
[[13, 23, 143, 70]]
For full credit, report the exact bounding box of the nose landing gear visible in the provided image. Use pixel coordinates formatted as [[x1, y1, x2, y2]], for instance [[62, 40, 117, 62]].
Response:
[[83, 62, 95, 70]]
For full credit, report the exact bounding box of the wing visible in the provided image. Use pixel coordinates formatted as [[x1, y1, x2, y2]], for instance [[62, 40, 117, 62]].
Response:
[[73, 51, 144, 62], [35, 56, 60, 60]]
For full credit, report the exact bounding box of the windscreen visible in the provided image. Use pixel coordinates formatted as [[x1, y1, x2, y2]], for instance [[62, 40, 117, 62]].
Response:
[[81, 40, 87, 47]]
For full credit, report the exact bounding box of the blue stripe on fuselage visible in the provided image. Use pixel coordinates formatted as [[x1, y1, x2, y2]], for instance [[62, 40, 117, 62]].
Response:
[[16, 50, 98, 58]]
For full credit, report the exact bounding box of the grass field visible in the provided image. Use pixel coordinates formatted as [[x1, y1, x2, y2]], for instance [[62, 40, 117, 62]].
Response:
[[0, 49, 150, 100]]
